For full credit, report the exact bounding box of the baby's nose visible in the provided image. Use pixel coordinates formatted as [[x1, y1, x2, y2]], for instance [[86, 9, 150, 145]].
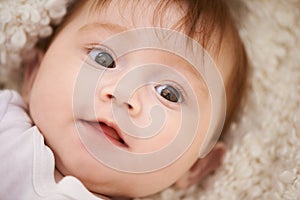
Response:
[[105, 93, 133, 110], [99, 86, 141, 116]]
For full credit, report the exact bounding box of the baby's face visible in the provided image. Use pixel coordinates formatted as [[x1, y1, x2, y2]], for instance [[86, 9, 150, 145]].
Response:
[[28, 0, 229, 197]]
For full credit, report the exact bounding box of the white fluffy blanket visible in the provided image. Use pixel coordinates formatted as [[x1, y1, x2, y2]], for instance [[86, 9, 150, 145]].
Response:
[[0, 1, 299, 199]]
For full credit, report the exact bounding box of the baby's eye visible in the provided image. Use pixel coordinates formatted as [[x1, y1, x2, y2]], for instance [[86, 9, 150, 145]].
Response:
[[155, 85, 182, 103], [89, 49, 116, 68]]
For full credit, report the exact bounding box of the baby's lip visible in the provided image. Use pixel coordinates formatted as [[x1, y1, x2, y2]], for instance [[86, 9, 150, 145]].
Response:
[[89, 119, 128, 148], [99, 121, 128, 147]]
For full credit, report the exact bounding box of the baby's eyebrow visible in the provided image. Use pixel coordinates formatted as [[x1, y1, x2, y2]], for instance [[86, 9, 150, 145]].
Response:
[[78, 22, 129, 35]]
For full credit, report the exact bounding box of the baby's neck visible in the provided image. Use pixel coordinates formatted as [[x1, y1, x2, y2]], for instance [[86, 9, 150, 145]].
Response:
[[54, 168, 63, 183]]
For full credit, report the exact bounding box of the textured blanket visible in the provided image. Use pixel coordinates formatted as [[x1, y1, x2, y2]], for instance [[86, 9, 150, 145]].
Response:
[[0, 1, 299, 199]]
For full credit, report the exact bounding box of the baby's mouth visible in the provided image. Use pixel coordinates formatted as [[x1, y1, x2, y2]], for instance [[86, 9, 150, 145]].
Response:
[[98, 122, 127, 146], [87, 120, 128, 148]]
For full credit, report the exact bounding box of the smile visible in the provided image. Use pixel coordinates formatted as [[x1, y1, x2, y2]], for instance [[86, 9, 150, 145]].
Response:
[[81, 120, 129, 148]]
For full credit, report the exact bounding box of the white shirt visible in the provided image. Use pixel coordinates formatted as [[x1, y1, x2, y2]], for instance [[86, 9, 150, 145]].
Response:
[[0, 90, 104, 200]]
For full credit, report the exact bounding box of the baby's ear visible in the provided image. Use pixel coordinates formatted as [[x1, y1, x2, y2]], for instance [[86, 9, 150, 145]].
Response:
[[175, 142, 226, 189], [22, 49, 44, 104]]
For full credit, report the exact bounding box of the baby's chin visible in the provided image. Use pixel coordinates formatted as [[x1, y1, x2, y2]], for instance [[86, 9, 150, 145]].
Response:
[[82, 173, 172, 199], [86, 183, 153, 199]]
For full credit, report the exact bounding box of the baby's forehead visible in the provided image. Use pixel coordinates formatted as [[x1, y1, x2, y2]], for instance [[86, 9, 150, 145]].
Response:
[[82, 0, 233, 62], [85, 0, 186, 31], [72, 0, 235, 84]]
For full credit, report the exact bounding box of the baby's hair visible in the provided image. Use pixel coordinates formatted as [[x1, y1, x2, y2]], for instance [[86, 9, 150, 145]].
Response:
[[47, 0, 248, 132]]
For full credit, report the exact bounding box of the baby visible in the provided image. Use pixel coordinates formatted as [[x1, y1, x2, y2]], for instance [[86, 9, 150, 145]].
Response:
[[0, 0, 248, 199]]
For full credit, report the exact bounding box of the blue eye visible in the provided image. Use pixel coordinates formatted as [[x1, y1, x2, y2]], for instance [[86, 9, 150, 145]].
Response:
[[89, 49, 116, 68], [155, 85, 182, 103]]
